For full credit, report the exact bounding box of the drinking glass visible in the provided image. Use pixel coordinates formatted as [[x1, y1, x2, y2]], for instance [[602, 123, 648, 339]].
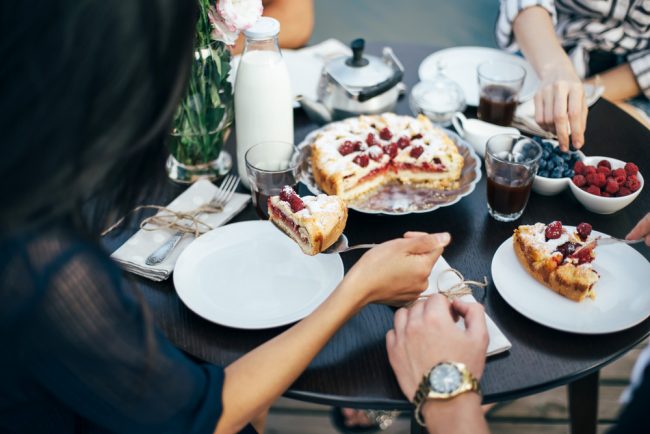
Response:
[[477, 61, 526, 126], [485, 134, 542, 222], [245, 141, 301, 220]]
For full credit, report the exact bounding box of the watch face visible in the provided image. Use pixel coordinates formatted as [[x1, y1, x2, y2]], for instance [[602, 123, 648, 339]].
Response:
[[429, 363, 462, 394]]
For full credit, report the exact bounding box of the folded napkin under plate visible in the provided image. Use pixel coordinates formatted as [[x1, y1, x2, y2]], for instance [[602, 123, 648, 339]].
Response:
[[423, 257, 512, 357], [111, 179, 250, 281]]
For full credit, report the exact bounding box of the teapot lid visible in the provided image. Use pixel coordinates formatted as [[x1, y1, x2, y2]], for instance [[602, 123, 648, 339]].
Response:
[[324, 39, 393, 89]]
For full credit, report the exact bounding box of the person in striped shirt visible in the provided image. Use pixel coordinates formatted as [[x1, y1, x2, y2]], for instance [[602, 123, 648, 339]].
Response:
[[496, 0, 650, 148]]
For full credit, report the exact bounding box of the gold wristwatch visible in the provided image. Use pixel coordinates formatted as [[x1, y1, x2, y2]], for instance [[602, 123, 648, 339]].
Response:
[[411, 361, 481, 427]]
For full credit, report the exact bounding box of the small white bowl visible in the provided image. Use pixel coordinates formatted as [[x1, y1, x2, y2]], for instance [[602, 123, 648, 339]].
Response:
[[532, 140, 585, 196], [568, 156, 643, 214], [451, 113, 519, 157]]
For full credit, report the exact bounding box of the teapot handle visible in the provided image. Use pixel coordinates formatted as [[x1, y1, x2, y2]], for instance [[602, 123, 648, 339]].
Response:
[[357, 47, 404, 103]]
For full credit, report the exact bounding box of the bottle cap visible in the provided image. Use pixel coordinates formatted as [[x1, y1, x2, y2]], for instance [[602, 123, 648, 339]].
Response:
[[244, 17, 280, 40]]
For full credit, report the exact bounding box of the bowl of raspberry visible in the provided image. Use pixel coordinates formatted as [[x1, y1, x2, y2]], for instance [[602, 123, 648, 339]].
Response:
[[568, 157, 643, 214]]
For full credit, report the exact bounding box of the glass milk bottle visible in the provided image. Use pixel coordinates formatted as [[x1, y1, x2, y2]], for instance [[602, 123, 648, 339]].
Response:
[[235, 17, 294, 189]]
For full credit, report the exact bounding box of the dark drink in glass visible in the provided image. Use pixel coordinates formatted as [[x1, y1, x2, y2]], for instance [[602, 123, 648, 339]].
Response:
[[485, 135, 541, 222], [245, 142, 301, 220], [478, 85, 518, 126], [477, 61, 526, 127]]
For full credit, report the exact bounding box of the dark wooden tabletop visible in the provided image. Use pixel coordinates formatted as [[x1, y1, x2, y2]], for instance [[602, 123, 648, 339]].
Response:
[[103, 42, 650, 410]]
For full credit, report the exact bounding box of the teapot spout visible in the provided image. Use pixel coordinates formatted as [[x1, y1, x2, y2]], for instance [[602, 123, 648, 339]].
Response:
[[297, 95, 332, 125]]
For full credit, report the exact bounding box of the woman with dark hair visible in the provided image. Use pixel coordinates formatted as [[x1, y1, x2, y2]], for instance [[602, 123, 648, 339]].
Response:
[[0, 1, 451, 433]]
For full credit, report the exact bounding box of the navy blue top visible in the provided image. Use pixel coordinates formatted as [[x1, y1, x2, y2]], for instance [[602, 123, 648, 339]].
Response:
[[0, 225, 255, 434]]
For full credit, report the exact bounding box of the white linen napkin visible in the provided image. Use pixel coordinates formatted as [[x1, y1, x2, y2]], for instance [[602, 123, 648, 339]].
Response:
[[421, 257, 512, 357], [111, 179, 250, 281], [230, 38, 351, 107], [512, 83, 604, 138]]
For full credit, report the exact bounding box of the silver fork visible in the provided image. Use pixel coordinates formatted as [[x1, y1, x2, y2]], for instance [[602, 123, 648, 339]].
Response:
[[144, 175, 240, 266]]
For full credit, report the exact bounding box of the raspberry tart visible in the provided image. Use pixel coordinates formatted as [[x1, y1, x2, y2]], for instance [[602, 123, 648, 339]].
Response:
[[513, 221, 599, 302], [310, 113, 465, 201], [268, 186, 348, 255]]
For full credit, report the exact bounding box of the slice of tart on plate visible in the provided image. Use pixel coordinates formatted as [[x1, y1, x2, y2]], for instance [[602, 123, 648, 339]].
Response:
[[513, 221, 599, 302], [268, 186, 348, 255]]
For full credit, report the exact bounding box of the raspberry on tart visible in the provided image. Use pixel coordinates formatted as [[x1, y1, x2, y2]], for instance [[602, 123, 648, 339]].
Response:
[[267, 186, 348, 256], [310, 113, 465, 201], [513, 222, 599, 302]]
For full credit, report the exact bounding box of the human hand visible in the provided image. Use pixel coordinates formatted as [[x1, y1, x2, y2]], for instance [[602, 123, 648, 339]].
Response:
[[344, 232, 450, 306], [535, 64, 588, 151], [386, 295, 488, 400], [626, 213, 650, 246]]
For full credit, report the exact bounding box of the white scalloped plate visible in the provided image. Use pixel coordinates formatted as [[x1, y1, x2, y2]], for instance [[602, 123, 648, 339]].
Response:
[[297, 127, 482, 215]]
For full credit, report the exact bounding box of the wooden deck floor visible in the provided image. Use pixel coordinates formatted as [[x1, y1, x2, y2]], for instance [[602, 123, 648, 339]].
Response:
[[265, 340, 647, 434]]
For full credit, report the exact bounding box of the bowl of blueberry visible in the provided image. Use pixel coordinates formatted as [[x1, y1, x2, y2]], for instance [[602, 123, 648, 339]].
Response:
[[532, 138, 586, 196]]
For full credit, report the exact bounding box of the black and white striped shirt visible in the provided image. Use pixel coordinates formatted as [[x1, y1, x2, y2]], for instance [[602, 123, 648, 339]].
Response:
[[497, 0, 650, 99]]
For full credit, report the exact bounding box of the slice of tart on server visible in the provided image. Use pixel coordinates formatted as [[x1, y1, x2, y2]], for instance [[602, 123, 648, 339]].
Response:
[[268, 186, 348, 255]]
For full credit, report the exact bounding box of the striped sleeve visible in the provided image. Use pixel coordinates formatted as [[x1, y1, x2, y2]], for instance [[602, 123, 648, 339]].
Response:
[[496, 0, 558, 51], [628, 50, 650, 99]]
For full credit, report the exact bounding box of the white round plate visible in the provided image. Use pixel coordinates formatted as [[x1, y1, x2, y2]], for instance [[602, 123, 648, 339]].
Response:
[[418, 46, 540, 106], [297, 127, 482, 216], [174, 221, 344, 329], [492, 227, 650, 334]]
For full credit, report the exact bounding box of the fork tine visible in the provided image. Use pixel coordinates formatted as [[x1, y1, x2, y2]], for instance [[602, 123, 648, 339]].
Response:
[[213, 175, 234, 204], [222, 176, 240, 205]]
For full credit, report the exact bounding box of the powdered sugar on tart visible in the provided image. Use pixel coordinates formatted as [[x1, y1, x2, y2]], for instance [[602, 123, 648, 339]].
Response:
[[513, 221, 599, 302], [310, 113, 464, 201], [268, 186, 347, 255]]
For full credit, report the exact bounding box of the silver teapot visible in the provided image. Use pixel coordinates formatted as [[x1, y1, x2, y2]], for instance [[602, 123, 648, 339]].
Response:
[[298, 39, 404, 125]]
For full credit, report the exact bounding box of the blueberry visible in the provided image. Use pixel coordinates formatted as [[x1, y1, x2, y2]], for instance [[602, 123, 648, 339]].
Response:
[[551, 167, 564, 178], [546, 160, 556, 170], [538, 159, 547, 169], [561, 153, 571, 161], [538, 169, 549, 178], [542, 150, 550, 160], [542, 141, 553, 152], [552, 156, 564, 166], [563, 168, 574, 178]]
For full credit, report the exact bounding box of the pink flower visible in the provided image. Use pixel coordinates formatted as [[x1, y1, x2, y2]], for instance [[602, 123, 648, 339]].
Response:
[[209, 0, 263, 45]]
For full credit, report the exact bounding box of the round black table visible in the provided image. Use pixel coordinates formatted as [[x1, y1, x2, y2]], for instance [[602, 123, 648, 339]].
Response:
[[104, 42, 650, 434]]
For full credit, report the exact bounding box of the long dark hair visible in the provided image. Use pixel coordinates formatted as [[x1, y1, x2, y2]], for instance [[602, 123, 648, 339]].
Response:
[[0, 0, 198, 235]]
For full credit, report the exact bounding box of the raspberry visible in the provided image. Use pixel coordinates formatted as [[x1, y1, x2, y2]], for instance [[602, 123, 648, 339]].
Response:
[[573, 247, 594, 265], [612, 168, 627, 178], [586, 185, 601, 196], [585, 165, 597, 175], [625, 162, 639, 176], [279, 185, 296, 202], [397, 136, 411, 149], [605, 178, 619, 194], [626, 176, 641, 192], [338, 140, 356, 156], [288, 195, 305, 213], [601, 191, 612, 197], [410, 145, 424, 159], [368, 145, 384, 161], [366, 133, 377, 146], [353, 153, 369, 167], [576, 222, 592, 240], [614, 174, 627, 185], [585, 172, 598, 186], [383, 142, 398, 159], [379, 127, 392, 140], [617, 187, 632, 196], [574, 161, 586, 175], [597, 166, 611, 176], [353, 141, 363, 152], [597, 160, 611, 169], [572, 174, 586, 187], [545, 221, 563, 240], [594, 173, 607, 187]]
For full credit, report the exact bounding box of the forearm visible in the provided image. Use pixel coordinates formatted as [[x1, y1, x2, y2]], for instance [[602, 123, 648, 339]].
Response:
[[423, 393, 489, 434], [513, 6, 573, 79], [587, 63, 642, 102], [215, 279, 364, 433]]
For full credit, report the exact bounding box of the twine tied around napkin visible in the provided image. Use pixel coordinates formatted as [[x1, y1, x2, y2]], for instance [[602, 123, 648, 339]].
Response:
[[101, 203, 224, 238], [436, 268, 489, 299]]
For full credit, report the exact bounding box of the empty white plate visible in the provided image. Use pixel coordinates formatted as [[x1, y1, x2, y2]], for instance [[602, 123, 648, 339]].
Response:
[[174, 221, 344, 329], [418, 46, 540, 106], [492, 227, 650, 334]]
